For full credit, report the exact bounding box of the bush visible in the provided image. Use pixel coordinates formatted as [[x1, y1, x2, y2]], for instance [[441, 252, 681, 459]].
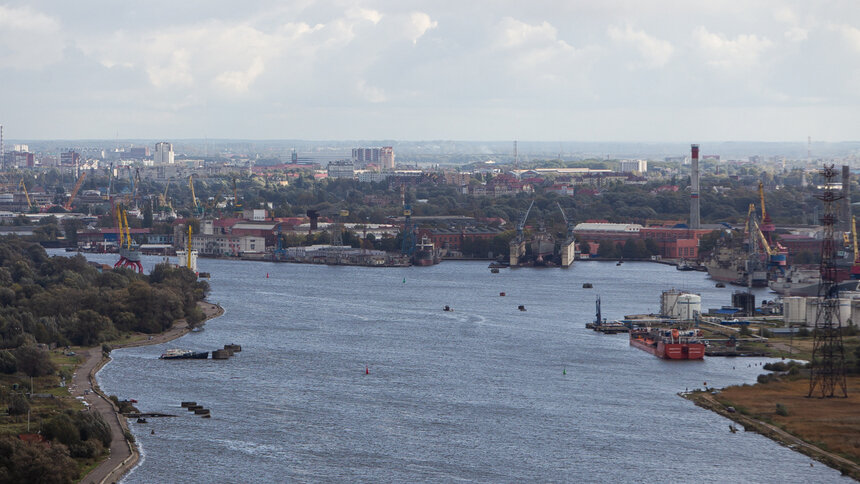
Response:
[[796, 327, 811, 337], [776, 403, 789, 416], [7, 393, 29, 416], [0, 351, 16, 374], [13, 345, 55, 377], [42, 413, 80, 447], [0, 436, 78, 483]]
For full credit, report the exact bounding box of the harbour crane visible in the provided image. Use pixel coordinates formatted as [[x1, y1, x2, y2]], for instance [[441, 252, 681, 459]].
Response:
[[18, 178, 31, 210], [556, 201, 574, 240], [749, 204, 786, 274], [113, 202, 143, 272], [851, 216, 860, 279], [188, 174, 203, 215], [64, 172, 87, 211], [516, 200, 535, 241]]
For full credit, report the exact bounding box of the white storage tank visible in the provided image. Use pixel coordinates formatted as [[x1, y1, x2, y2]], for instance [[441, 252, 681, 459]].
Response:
[[784, 297, 808, 325], [660, 290, 683, 318], [803, 297, 853, 327], [676, 293, 702, 320]]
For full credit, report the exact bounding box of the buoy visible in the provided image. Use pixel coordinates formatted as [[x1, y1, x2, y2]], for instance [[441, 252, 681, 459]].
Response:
[[366, 365, 369, 375], [500, 292, 506, 296], [151, 429, 155, 435], [266, 273, 269, 278], [563, 368, 566, 375], [403, 277, 406, 283]]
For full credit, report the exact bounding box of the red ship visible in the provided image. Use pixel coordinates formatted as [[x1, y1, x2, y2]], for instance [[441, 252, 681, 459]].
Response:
[[629, 327, 705, 360]]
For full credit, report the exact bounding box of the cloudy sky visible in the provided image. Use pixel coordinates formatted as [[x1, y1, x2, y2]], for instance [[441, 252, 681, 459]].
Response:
[[1, 1, 858, 141]]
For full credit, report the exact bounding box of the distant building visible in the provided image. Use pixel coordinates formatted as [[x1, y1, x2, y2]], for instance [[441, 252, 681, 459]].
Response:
[[154, 142, 174, 164], [130, 146, 151, 159], [380, 146, 394, 170], [60, 151, 80, 166], [619, 159, 647, 174], [352, 147, 394, 170], [327, 160, 355, 179]]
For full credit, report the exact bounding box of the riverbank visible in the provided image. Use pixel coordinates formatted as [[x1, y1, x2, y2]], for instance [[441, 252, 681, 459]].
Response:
[[683, 376, 860, 480], [77, 301, 224, 484]]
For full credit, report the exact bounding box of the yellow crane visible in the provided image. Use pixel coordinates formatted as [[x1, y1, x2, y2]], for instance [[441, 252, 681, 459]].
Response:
[[64, 172, 87, 211], [189, 174, 198, 208], [187, 225, 193, 269], [116, 205, 125, 248], [18, 179, 31, 209], [758, 182, 767, 221], [852, 216, 860, 279], [853, 216, 858, 263]]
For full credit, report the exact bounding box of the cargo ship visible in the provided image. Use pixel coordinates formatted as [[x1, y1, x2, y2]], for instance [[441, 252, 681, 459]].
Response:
[[629, 327, 705, 360], [160, 349, 209, 359], [413, 236, 441, 266]]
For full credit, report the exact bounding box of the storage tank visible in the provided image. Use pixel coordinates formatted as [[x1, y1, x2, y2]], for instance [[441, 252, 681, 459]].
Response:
[[676, 293, 702, 320], [660, 290, 683, 318], [803, 297, 853, 327], [784, 297, 807, 325]]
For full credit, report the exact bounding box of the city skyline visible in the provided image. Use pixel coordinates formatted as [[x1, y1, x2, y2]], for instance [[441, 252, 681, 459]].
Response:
[[1, 1, 858, 142]]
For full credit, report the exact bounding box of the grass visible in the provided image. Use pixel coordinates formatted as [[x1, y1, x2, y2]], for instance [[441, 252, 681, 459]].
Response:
[[717, 375, 860, 465]]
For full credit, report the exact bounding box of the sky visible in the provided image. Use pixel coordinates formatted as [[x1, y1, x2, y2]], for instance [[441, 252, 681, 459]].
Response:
[[1, 1, 859, 142]]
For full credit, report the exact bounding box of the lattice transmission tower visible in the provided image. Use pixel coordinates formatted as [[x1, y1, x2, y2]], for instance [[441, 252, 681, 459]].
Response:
[[809, 165, 848, 398]]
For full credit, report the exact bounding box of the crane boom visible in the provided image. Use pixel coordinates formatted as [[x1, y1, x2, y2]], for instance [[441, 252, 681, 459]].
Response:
[[19, 179, 31, 209], [65, 172, 87, 210], [758, 181, 766, 220], [517, 200, 535, 238], [189, 174, 198, 208], [853, 216, 858, 264]]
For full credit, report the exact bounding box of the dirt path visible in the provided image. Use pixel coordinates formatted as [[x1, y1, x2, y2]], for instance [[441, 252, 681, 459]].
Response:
[[685, 391, 860, 480], [77, 301, 223, 484]]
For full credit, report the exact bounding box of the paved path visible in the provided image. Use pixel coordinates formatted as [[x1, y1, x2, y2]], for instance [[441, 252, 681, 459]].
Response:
[[77, 302, 222, 484]]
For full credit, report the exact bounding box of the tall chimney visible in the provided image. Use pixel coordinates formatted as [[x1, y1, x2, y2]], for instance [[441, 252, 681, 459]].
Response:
[[843, 165, 851, 232], [690, 144, 700, 229]]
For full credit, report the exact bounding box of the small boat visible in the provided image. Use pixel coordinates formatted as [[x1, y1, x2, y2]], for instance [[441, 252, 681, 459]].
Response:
[[137, 417, 147, 423], [518, 305, 526, 311], [715, 282, 726, 288], [160, 349, 209, 360], [582, 283, 593, 288], [616, 260, 623, 266], [676, 259, 695, 271], [443, 305, 453, 312], [490, 268, 500, 273]]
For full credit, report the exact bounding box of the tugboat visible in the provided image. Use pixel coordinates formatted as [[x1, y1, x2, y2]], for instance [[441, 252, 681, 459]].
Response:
[[159, 349, 209, 360]]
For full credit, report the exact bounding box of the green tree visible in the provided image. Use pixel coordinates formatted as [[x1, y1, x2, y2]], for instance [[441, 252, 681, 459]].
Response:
[[13, 345, 55, 377]]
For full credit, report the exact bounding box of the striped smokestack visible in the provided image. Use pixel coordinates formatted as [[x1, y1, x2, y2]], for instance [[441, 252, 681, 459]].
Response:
[[690, 144, 700, 229]]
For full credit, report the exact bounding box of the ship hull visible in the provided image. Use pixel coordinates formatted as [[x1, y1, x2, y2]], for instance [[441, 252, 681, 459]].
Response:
[[630, 334, 705, 360]]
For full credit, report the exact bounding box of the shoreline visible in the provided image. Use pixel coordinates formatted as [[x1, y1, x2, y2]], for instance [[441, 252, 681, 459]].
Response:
[[682, 390, 860, 480], [77, 301, 224, 484]]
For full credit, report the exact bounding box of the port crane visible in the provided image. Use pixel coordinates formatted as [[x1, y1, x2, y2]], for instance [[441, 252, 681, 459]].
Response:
[[18, 178, 31, 210], [64, 172, 87, 211], [113, 203, 143, 272], [188, 174, 203, 216], [851, 216, 860, 279], [508, 200, 535, 266], [748, 203, 786, 274]]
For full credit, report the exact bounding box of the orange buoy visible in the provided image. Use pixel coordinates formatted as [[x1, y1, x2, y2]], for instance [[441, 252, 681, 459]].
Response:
[[366, 365, 369, 375], [500, 292, 506, 296], [266, 273, 269, 278]]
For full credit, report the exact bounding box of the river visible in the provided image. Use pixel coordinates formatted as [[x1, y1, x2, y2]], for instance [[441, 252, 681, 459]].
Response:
[[53, 251, 849, 482]]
